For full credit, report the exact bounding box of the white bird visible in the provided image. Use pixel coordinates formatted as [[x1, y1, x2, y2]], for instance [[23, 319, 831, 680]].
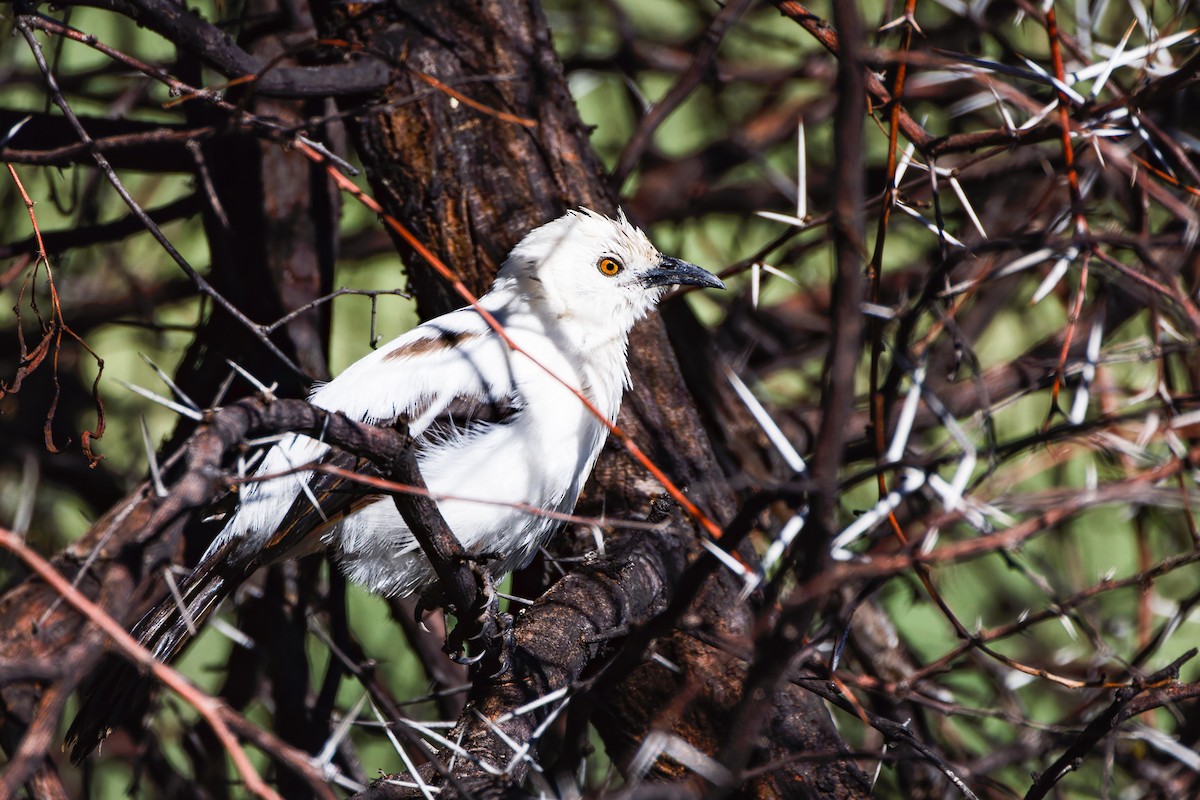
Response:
[[67, 208, 723, 760]]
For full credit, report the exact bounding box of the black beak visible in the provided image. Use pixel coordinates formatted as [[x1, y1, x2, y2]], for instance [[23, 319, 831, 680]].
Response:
[[642, 256, 726, 290]]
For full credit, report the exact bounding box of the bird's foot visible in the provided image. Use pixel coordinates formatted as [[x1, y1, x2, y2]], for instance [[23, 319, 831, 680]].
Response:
[[444, 565, 512, 675]]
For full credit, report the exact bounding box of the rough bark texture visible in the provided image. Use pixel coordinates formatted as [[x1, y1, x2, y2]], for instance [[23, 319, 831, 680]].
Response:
[[311, 0, 612, 309], [171, 0, 338, 409]]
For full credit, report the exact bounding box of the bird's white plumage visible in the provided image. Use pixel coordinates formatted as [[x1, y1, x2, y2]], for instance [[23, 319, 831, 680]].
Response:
[[207, 209, 720, 597]]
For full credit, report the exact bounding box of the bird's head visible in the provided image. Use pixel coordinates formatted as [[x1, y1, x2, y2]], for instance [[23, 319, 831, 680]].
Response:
[[498, 209, 725, 335]]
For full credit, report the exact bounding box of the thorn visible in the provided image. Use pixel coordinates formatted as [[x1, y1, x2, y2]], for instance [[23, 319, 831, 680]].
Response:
[[759, 263, 802, 287], [724, 365, 805, 474], [948, 176, 988, 240], [371, 703, 438, 800], [830, 469, 927, 556], [117, 380, 205, 421], [295, 135, 359, 176], [1029, 248, 1077, 305], [500, 686, 571, 723], [985, 82, 1017, 132], [885, 362, 926, 464], [211, 368, 237, 407], [12, 452, 38, 538], [1088, 21, 1136, 101], [1, 114, 32, 148], [315, 692, 369, 767], [139, 352, 201, 412], [796, 120, 807, 220], [760, 513, 805, 579], [651, 653, 682, 673], [878, 9, 923, 36], [699, 537, 753, 580], [140, 416, 168, 498], [754, 210, 808, 228], [162, 568, 198, 636], [894, 202, 966, 248], [210, 617, 256, 649], [396, 716, 503, 775], [894, 141, 917, 186], [1020, 56, 1087, 106], [494, 590, 534, 606], [225, 359, 277, 397]]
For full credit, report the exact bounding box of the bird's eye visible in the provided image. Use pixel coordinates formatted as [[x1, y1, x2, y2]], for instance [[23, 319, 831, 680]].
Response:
[[597, 257, 623, 277]]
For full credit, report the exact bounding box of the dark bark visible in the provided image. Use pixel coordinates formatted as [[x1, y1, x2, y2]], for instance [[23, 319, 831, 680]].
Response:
[[163, 13, 339, 787], [168, 30, 337, 417], [0, 109, 213, 171], [50, 0, 395, 98], [310, 0, 612, 314]]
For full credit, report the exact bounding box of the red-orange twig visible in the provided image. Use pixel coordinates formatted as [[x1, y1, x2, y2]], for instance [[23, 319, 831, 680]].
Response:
[[1044, 5, 1091, 415], [409, 68, 537, 128], [0, 528, 284, 800]]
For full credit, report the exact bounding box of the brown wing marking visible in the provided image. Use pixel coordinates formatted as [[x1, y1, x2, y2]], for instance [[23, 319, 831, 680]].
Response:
[[382, 327, 481, 362]]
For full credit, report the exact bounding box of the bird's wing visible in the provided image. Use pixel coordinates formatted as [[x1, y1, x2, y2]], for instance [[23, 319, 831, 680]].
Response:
[[256, 392, 525, 560], [247, 304, 528, 559], [309, 305, 524, 434]]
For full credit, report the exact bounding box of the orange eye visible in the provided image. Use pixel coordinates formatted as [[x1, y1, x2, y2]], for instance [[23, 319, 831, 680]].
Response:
[[597, 257, 623, 276]]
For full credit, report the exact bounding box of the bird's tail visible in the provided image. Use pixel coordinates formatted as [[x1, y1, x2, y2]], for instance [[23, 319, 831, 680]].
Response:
[[65, 545, 239, 764]]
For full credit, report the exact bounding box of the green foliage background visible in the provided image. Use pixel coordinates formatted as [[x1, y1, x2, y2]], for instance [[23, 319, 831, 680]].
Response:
[[2, 1, 1199, 797]]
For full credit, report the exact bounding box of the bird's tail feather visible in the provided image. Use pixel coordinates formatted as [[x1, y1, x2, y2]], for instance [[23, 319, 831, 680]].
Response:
[[65, 548, 238, 764]]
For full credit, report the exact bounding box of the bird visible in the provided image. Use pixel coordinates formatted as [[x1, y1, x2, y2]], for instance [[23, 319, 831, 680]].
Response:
[[66, 208, 724, 761]]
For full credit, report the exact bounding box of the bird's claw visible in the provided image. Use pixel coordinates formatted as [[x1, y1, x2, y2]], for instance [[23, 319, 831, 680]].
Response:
[[414, 589, 445, 630], [444, 565, 512, 674]]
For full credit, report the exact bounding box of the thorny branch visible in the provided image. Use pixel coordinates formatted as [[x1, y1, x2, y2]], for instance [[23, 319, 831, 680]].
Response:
[[3, 0, 1200, 798]]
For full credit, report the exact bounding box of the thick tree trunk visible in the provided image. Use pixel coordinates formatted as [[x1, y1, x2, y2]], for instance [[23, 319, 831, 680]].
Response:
[[312, 0, 612, 309]]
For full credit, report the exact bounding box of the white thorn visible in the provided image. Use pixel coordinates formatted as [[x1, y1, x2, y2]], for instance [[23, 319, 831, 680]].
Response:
[[315, 693, 368, 766], [161, 568, 197, 637], [140, 416, 168, 498], [117, 380, 205, 421], [225, 359, 277, 397], [830, 469, 927, 557], [894, 202, 966, 248], [885, 363, 926, 464], [796, 120, 808, 220], [761, 511, 807, 577], [894, 141, 918, 186], [754, 210, 808, 228], [372, 703, 438, 800], [1088, 21, 1136, 100], [1030, 247, 1078, 305], [724, 365, 806, 474], [1069, 314, 1105, 424], [948, 176, 988, 239], [139, 352, 201, 411]]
